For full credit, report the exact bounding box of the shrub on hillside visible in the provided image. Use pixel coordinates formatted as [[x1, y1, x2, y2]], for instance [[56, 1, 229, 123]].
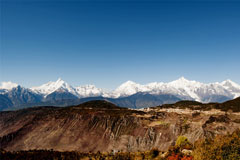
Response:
[[176, 136, 193, 150], [149, 148, 159, 158], [193, 129, 240, 160]]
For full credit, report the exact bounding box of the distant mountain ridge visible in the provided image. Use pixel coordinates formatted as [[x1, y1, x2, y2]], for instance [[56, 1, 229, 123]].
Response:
[[0, 77, 240, 110]]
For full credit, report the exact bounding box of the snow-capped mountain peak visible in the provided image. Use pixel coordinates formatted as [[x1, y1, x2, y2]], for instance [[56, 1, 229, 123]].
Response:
[[220, 79, 240, 98], [115, 81, 140, 91], [0, 81, 19, 90], [56, 77, 64, 84], [113, 80, 149, 97], [176, 76, 188, 82], [164, 77, 202, 101], [31, 78, 77, 96], [53, 78, 71, 90], [168, 77, 202, 87], [221, 79, 240, 88], [75, 84, 104, 98]]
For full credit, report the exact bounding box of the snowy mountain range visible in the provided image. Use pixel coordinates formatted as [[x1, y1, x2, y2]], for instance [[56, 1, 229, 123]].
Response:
[[0, 77, 240, 110], [30, 78, 105, 98], [113, 77, 240, 102]]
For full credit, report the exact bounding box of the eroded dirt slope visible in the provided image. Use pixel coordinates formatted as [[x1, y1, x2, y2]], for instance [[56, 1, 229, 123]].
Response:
[[0, 100, 240, 152]]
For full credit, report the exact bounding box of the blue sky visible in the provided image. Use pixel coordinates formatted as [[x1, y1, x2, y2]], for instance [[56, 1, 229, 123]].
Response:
[[1, 0, 240, 89]]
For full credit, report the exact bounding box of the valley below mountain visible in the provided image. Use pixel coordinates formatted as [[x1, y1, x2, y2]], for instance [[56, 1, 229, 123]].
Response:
[[1, 98, 240, 153]]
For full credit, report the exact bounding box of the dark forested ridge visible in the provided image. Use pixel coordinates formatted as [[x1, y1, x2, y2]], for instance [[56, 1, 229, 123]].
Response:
[[158, 97, 240, 112]]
